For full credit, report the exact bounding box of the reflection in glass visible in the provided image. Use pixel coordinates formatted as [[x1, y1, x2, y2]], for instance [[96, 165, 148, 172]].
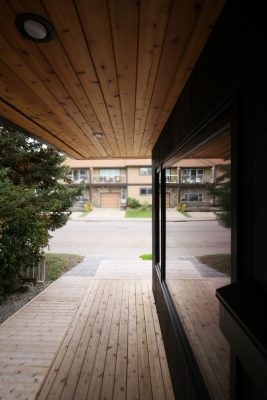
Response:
[[165, 128, 231, 400]]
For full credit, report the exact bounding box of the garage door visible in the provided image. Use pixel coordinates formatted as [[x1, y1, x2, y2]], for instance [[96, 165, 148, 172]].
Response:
[[166, 192, 171, 208], [100, 192, 120, 208]]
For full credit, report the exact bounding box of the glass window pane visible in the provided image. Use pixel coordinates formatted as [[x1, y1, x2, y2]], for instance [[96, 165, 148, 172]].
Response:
[[140, 167, 152, 176], [165, 127, 231, 400]]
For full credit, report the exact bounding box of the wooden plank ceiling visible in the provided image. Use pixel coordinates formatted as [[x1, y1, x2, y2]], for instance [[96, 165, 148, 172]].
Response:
[[0, 0, 225, 159]]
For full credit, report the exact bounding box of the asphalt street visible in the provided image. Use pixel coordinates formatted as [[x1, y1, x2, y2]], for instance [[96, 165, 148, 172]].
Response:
[[46, 219, 230, 257]]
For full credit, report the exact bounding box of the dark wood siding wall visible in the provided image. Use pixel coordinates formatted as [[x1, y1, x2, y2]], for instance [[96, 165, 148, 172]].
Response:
[[152, 1, 267, 399]]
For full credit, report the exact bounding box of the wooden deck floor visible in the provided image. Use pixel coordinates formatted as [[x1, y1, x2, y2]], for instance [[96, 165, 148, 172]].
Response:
[[0, 274, 174, 400]]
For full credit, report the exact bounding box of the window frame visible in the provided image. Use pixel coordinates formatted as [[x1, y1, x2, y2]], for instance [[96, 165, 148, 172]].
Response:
[[157, 102, 236, 284], [181, 192, 203, 202], [139, 187, 152, 195], [69, 168, 88, 182], [139, 167, 152, 176], [181, 168, 204, 183]]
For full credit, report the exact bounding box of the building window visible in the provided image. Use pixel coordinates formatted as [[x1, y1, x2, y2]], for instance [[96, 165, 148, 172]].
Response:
[[99, 169, 121, 182], [68, 169, 88, 183], [140, 187, 152, 195], [181, 193, 203, 202], [181, 168, 203, 183], [165, 168, 171, 182], [139, 167, 152, 176]]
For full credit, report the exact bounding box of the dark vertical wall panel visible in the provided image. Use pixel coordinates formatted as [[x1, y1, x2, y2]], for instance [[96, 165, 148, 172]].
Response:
[[153, 0, 265, 284], [250, 10, 267, 285], [152, 1, 267, 399]]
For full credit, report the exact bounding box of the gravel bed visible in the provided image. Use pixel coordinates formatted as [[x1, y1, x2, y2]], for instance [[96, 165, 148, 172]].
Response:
[[0, 281, 52, 324]]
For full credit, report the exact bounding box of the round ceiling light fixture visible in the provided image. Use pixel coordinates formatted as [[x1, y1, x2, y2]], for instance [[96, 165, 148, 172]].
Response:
[[15, 13, 54, 42]]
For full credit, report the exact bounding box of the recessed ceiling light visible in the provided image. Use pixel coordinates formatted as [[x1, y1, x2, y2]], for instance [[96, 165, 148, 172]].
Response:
[[93, 132, 105, 138], [15, 13, 54, 42]]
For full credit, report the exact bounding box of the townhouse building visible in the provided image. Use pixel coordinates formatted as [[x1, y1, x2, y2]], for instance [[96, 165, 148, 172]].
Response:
[[62, 158, 152, 209], [63, 157, 228, 210]]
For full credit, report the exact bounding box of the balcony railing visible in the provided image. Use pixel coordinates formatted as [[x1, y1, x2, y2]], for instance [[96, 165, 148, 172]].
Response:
[[181, 177, 204, 183], [68, 178, 90, 184], [92, 175, 127, 183], [166, 175, 205, 183], [65, 176, 90, 184]]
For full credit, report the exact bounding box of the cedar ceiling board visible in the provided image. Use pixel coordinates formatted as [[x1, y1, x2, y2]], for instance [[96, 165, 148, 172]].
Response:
[[0, 101, 83, 158], [0, 3, 101, 158], [0, 61, 65, 135], [108, 0, 139, 157], [133, 0, 171, 156], [0, 0, 226, 160], [9, 0, 109, 158], [75, 0, 126, 156], [0, 35, 100, 158], [139, 0, 202, 155], [42, 0, 120, 158], [147, 0, 226, 153], [0, 59, 96, 157]]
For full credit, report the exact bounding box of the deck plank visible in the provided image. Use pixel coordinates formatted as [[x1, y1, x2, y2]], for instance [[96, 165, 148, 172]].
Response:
[[100, 281, 123, 400], [126, 280, 139, 400], [0, 276, 92, 400], [72, 280, 113, 400], [112, 280, 129, 400], [37, 279, 100, 400], [0, 274, 174, 400], [135, 280, 152, 400], [86, 281, 118, 400]]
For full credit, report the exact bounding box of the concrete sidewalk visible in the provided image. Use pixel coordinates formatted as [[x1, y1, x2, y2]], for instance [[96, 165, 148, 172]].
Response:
[[69, 208, 217, 222], [70, 208, 126, 221]]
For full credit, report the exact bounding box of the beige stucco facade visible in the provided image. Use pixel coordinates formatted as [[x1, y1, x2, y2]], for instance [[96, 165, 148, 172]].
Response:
[[127, 185, 152, 205], [127, 167, 152, 184]]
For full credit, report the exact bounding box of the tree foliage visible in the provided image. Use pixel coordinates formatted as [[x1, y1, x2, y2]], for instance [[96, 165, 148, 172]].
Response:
[[206, 164, 231, 228], [0, 122, 82, 299]]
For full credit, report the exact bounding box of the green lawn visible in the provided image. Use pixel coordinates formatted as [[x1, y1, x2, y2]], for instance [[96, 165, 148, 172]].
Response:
[[197, 253, 231, 275], [139, 253, 152, 260], [125, 209, 152, 218], [45, 253, 84, 281]]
